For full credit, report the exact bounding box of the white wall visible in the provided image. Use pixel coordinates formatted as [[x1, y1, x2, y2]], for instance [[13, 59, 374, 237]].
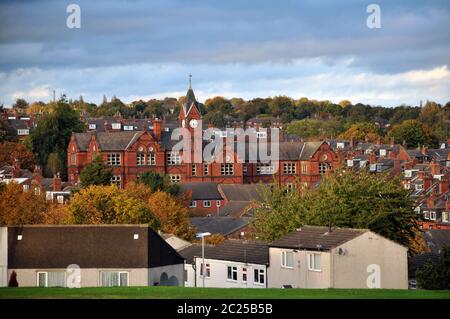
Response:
[[193, 258, 267, 288], [0, 227, 7, 287], [184, 263, 196, 287], [149, 264, 184, 287]]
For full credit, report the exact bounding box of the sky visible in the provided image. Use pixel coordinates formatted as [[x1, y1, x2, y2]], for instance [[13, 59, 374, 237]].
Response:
[[0, 0, 450, 107]]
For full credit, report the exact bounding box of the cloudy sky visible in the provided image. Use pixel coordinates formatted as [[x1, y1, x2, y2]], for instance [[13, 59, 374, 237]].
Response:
[[1, 0, 450, 107]]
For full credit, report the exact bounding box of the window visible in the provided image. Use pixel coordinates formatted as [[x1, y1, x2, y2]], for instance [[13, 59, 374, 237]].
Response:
[[17, 129, 29, 135], [443, 212, 449, 223], [430, 211, 436, 220], [34, 187, 41, 195], [167, 152, 181, 165], [200, 263, 211, 278], [124, 125, 133, 131], [281, 251, 294, 268], [203, 164, 209, 175], [100, 271, 129, 287], [302, 163, 307, 174], [71, 154, 76, 165], [216, 200, 221, 207], [283, 163, 296, 175], [23, 184, 29, 192], [227, 266, 238, 281], [308, 253, 321, 271], [254, 269, 265, 285], [221, 164, 234, 176], [242, 268, 247, 283], [107, 153, 121, 166], [137, 153, 145, 166], [36, 271, 65, 287], [147, 153, 156, 165], [286, 183, 295, 192], [111, 175, 121, 188], [191, 164, 197, 176], [203, 200, 211, 208], [111, 123, 121, 130], [257, 163, 275, 175], [169, 174, 181, 183], [319, 162, 331, 174], [243, 164, 247, 175], [57, 195, 64, 204], [189, 201, 197, 208], [89, 124, 96, 130]]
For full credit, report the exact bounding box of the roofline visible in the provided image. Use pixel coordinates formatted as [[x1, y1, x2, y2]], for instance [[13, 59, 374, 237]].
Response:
[[6, 224, 153, 228]]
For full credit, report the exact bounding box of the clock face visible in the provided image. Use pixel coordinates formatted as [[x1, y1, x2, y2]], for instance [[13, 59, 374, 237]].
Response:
[[322, 154, 328, 161], [181, 120, 186, 128], [189, 119, 198, 128]]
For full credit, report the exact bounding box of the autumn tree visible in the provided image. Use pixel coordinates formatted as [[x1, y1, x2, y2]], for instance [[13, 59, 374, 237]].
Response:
[[79, 155, 113, 188], [147, 191, 196, 240], [0, 183, 48, 226], [0, 141, 37, 171], [388, 119, 438, 148], [68, 185, 160, 228], [137, 172, 180, 195], [338, 122, 381, 142]]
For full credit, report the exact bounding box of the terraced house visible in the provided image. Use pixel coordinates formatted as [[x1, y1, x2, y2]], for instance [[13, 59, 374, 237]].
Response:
[[67, 85, 341, 188]]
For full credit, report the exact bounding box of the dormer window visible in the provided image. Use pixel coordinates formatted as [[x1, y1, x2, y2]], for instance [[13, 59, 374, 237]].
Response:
[[111, 123, 121, 130], [89, 124, 96, 130]]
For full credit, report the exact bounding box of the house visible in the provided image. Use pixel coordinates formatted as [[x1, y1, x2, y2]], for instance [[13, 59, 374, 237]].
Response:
[[0, 225, 185, 287], [423, 229, 450, 254], [179, 240, 268, 288], [267, 226, 408, 289], [180, 182, 224, 216], [190, 216, 251, 239]]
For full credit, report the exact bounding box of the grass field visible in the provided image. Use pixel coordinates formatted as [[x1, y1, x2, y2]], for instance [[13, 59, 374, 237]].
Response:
[[0, 286, 449, 299]]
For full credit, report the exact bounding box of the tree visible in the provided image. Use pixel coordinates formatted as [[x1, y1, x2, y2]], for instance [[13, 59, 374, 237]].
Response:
[[45, 151, 63, 176], [286, 118, 344, 139], [0, 141, 37, 171], [204, 96, 233, 114], [416, 247, 450, 290], [147, 191, 196, 240], [388, 119, 438, 148], [8, 271, 19, 287], [0, 183, 48, 226], [68, 185, 160, 228], [12, 98, 29, 111], [30, 96, 84, 179], [79, 155, 113, 188], [338, 122, 381, 142], [251, 170, 420, 251], [137, 172, 180, 195]]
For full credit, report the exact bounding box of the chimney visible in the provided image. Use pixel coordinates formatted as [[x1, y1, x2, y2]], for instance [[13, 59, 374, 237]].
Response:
[[446, 198, 450, 211], [423, 173, 432, 191], [103, 120, 110, 132], [439, 174, 449, 195], [350, 136, 356, 148], [12, 158, 20, 178], [427, 192, 435, 209], [53, 172, 62, 192], [390, 137, 395, 147], [153, 118, 161, 140], [421, 145, 428, 156], [430, 161, 440, 176], [369, 152, 377, 164]]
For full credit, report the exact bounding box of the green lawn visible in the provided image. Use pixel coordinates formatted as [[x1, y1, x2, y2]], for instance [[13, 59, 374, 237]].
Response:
[[0, 286, 449, 299]]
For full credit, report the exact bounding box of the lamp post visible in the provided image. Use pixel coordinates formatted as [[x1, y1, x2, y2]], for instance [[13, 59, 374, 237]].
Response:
[[196, 232, 211, 288]]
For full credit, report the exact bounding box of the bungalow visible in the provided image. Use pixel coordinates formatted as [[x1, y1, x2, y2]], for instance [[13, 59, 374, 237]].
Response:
[[268, 226, 408, 289], [0, 225, 185, 287], [180, 240, 268, 288]]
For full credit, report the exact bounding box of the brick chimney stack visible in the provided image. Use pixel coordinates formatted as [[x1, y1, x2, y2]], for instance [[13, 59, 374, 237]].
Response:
[[350, 136, 356, 148], [446, 198, 450, 210], [421, 145, 428, 156], [439, 174, 449, 195], [12, 158, 20, 178], [430, 161, 441, 176], [153, 118, 161, 141], [427, 192, 435, 208], [423, 173, 432, 191], [53, 172, 62, 191]]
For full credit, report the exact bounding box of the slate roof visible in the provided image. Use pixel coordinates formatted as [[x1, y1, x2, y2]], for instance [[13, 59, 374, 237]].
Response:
[[424, 229, 450, 254], [7, 225, 184, 269], [180, 182, 222, 200], [190, 217, 250, 236], [179, 240, 269, 265], [269, 226, 366, 250], [218, 184, 262, 202], [219, 201, 254, 217], [73, 131, 145, 151]]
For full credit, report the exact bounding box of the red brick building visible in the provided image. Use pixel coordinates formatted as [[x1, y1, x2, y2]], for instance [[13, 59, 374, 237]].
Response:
[[67, 86, 342, 188]]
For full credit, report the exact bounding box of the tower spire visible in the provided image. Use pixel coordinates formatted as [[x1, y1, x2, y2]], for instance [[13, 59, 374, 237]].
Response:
[[189, 73, 192, 89]]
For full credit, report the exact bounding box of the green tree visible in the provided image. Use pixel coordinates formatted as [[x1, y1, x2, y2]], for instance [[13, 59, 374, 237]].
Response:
[[30, 96, 84, 179], [388, 119, 438, 148], [137, 172, 180, 195], [12, 98, 29, 111], [416, 247, 450, 290], [45, 151, 64, 176], [79, 155, 113, 188]]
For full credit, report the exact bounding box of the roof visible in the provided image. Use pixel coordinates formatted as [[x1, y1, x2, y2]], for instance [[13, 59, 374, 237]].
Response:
[[180, 182, 222, 200], [179, 240, 269, 265], [189, 217, 250, 236], [73, 131, 145, 151], [7, 225, 184, 269], [218, 184, 261, 202], [424, 229, 450, 254], [219, 201, 253, 217], [269, 225, 366, 250]]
